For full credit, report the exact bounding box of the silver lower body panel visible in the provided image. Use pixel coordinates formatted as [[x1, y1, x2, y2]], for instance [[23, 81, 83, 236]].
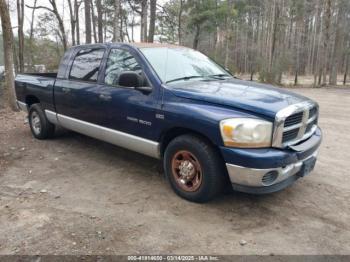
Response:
[[226, 151, 318, 188], [45, 110, 59, 125], [17, 100, 28, 112], [45, 110, 160, 159]]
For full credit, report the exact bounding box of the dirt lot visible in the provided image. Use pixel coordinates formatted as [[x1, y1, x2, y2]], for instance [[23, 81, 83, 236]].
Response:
[[0, 87, 349, 255]]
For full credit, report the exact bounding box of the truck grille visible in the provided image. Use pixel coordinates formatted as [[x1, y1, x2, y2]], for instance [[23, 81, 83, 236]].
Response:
[[282, 129, 299, 143], [284, 112, 303, 127], [273, 101, 318, 148]]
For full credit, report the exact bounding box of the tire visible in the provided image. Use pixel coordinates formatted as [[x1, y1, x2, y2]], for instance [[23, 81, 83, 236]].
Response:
[[164, 134, 226, 203], [28, 103, 55, 139]]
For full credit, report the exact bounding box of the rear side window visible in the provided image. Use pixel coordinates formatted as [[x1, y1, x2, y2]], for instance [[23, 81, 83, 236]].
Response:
[[69, 48, 105, 82]]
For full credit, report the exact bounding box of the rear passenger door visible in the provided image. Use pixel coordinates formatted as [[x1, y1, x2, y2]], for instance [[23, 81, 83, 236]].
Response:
[[54, 47, 105, 124]]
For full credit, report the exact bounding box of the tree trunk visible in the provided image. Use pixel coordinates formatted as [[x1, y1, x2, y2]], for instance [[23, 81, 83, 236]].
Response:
[[322, 0, 331, 86], [96, 0, 103, 43], [75, 0, 80, 45], [193, 24, 200, 50], [269, 0, 278, 75], [49, 0, 67, 50], [344, 52, 349, 85], [122, 12, 130, 42], [84, 0, 92, 43], [67, 0, 76, 46], [294, 70, 298, 86], [120, 11, 124, 42], [17, 0, 24, 73], [313, 0, 323, 87], [112, 0, 120, 42], [148, 0, 156, 43], [140, 0, 148, 42], [91, 0, 98, 43], [131, 11, 135, 42], [294, 3, 303, 86], [224, 30, 230, 68], [178, 0, 183, 44], [104, 10, 107, 41], [330, 3, 345, 85], [0, 0, 18, 111], [29, 0, 37, 70], [312, 0, 321, 78], [29, 0, 37, 40], [13, 39, 19, 74]]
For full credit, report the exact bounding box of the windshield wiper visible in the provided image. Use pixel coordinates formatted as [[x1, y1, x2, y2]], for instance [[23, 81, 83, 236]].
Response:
[[165, 75, 206, 84], [207, 74, 232, 79]]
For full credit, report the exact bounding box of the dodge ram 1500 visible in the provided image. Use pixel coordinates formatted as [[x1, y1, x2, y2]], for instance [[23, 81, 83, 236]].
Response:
[[15, 43, 322, 202]]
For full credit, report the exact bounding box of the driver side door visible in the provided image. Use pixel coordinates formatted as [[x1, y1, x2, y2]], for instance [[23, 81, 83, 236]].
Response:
[[97, 47, 159, 141]]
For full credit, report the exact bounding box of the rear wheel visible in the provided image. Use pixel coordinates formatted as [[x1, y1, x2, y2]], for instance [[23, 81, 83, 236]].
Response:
[[164, 134, 226, 203], [28, 104, 55, 139]]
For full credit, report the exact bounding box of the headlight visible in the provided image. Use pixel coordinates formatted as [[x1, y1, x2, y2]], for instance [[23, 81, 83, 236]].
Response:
[[220, 118, 272, 148]]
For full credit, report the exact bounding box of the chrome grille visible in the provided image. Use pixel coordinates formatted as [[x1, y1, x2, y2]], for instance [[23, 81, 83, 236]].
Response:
[[282, 129, 299, 143], [309, 107, 318, 119], [284, 112, 303, 127], [272, 101, 318, 148]]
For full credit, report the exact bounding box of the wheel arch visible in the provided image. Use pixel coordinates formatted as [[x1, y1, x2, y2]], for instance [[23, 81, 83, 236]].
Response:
[[159, 127, 220, 158], [25, 95, 40, 107]]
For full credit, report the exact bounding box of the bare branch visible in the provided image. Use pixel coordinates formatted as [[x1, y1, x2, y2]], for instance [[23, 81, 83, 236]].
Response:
[[26, 4, 53, 13]]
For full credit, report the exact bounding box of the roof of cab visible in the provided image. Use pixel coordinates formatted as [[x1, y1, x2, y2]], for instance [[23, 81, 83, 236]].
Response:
[[128, 42, 186, 49], [70, 42, 189, 50]]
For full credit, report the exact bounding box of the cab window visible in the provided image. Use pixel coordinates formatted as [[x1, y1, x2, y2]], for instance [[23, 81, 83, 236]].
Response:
[[104, 48, 145, 87], [69, 48, 105, 82]]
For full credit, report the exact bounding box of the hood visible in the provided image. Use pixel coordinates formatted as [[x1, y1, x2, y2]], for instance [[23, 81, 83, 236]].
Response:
[[166, 78, 311, 119]]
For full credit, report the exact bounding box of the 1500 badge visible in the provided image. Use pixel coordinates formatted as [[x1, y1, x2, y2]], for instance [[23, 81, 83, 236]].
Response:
[[127, 116, 152, 126]]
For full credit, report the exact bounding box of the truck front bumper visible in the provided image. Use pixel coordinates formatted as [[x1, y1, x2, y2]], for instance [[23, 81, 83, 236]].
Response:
[[220, 127, 322, 194]]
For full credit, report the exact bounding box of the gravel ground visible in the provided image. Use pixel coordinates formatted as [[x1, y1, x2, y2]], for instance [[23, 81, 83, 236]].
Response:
[[0, 87, 349, 255]]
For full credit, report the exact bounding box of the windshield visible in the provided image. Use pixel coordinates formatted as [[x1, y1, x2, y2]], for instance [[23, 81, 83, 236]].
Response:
[[139, 47, 231, 84]]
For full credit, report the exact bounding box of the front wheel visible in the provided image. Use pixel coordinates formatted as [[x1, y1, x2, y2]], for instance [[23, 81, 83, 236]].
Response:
[[28, 104, 55, 139], [164, 134, 226, 203]]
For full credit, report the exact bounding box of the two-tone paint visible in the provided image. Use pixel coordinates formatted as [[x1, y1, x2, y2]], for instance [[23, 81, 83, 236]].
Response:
[[14, 43, 322, 193]]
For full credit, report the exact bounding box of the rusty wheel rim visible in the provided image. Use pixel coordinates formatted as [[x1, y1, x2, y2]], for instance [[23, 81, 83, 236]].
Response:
[[171, 150, 202, 192]]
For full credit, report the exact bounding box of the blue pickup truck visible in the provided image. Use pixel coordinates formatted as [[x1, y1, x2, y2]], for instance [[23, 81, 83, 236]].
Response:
[[15, 43, 322, 202]]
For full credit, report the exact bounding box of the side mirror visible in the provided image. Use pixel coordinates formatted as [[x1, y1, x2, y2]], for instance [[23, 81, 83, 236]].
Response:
[[135, 85, 153, 94], [118, 71, 153, 94], [119, 71, 142, 88]]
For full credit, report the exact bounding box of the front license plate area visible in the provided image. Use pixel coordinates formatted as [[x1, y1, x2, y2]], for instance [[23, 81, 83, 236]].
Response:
[[299, 157, 316, 177]]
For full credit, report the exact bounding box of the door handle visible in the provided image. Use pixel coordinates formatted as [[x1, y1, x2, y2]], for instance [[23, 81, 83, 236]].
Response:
[[99, 93, 112, 101], [62, 87, 71, 94]]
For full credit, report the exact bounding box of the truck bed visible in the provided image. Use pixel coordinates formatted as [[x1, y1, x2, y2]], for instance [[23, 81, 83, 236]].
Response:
[[15, 73, 57, 112], [21, 72, 58, 78]]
